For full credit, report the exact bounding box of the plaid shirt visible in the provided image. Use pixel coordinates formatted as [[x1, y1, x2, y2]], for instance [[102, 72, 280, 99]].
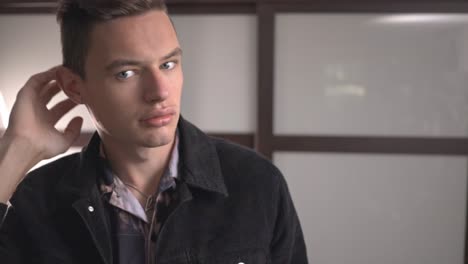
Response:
[[98, 135, 180, 264]]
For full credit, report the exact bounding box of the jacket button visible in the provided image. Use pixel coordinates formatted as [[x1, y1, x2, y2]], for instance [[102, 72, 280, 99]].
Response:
[[88, 206, 95, 212]]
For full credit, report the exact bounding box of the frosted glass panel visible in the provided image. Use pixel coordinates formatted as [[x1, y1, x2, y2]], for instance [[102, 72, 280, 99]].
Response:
[[173, 15, 257, 133], [275, 14, 468, 136], [274, 152, 467, 264], [0, 14, 257, 133]]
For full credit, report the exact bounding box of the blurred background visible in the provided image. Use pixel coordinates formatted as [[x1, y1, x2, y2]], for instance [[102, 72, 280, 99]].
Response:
[[1, 0, 468, 263]]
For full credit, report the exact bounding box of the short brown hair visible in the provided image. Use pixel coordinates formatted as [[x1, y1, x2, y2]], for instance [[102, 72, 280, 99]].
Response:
[[57, 0, 168, 79]]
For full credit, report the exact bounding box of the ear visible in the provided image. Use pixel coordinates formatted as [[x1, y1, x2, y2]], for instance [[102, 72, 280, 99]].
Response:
[[56, 66, 85, 104]]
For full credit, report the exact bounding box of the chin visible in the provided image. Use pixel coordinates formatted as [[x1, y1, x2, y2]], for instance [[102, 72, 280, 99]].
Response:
[[142, 140, 172, 148], [140, 132, 174, 148]]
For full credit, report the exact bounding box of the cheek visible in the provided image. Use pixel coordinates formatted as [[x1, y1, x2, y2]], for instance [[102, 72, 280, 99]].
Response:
[[93, 80, 137, 103], [171, 72, 184, 98], [179, 74, 184, 92], [84, 86, 133, 119]]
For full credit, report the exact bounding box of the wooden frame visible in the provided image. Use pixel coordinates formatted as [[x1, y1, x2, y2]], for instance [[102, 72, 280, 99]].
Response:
[[256, 1, 468, 159], [256, 4, 275, 157]]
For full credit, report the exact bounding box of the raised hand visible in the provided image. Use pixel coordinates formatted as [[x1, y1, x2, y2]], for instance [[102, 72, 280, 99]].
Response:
[[0, 66, 83, 203], [4, 66, 83, 160]]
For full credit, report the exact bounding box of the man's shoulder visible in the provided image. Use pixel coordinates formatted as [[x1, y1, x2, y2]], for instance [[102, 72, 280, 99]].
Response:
[[14, 152, 81, 198], [209, 137, 283, 187], [211, 137, 270, 165], [179, 118, 284, 189]]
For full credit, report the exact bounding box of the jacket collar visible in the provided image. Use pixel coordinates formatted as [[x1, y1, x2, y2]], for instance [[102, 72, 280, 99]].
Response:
[[57, 116, 228, 198], [177, 116, 228, 197], [56, 131, 103, 198]]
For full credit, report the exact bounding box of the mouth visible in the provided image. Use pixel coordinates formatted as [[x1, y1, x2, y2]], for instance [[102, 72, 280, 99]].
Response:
[[140, 109, 177, 128]]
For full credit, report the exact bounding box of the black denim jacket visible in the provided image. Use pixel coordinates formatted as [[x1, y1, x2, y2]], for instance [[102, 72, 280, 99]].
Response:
[[0, 118, 308, 264]]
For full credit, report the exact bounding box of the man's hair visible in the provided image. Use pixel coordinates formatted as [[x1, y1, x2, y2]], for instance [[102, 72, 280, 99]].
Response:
[[57, 0, 168, 79]]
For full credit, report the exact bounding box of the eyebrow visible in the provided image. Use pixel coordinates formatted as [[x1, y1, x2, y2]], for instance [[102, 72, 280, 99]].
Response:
[[162, 47, 183, 61], [105, 47, 183, 72]]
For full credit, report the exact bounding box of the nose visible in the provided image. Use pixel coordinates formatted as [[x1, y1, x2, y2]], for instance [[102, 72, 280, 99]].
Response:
[[143, 67, 169, 103]]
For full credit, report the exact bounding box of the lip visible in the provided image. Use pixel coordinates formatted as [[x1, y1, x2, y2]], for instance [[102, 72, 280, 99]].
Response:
[[140, 108, 177, 127]]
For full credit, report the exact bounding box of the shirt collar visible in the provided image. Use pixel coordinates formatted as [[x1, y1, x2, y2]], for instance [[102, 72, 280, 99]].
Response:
[[56, 116, 228, 199], [99, 132, 180, 189], [98, 133, 180, 223]]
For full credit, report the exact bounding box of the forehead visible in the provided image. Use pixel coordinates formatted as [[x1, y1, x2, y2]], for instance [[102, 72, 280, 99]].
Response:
[[87, 10, 179, 62]]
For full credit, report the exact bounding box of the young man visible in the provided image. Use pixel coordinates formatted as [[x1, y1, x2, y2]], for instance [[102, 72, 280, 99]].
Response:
[[0, 0, 308, 263]]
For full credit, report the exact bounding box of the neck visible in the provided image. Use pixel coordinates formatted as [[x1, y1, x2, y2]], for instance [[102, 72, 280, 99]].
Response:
[[99, 135, 176, 196]]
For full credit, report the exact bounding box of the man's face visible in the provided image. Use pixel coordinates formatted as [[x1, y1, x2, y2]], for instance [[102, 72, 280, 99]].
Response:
[[81, 10, 183, 148]]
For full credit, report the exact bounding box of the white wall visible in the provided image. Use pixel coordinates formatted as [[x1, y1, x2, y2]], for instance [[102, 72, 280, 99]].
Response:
[[174, 15, 257, 133], [0, 15, 94, 131]]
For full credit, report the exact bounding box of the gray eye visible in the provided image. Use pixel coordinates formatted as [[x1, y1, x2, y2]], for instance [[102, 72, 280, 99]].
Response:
[[161, 61, 176, 70], [116, 70, 136, 80]]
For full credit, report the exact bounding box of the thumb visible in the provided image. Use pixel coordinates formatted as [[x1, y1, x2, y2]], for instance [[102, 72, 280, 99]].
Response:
[[63, 116, 83, 146]]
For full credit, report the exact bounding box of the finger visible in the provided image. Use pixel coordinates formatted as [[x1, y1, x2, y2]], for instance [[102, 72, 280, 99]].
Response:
[[48, 99, 78, 124], [40, 81, 61, 104], [62, 117, 83, 146], [24, 66, 61, 93]]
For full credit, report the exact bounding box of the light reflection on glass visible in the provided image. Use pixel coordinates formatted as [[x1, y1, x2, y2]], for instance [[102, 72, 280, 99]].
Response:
[[375, 14, 468, 24], [325, 84, 366, 97]]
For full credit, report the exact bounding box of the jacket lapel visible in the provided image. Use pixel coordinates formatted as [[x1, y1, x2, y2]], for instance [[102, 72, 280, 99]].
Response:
[[57, 133, 113, 264], [73, 193, 112, 264]]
